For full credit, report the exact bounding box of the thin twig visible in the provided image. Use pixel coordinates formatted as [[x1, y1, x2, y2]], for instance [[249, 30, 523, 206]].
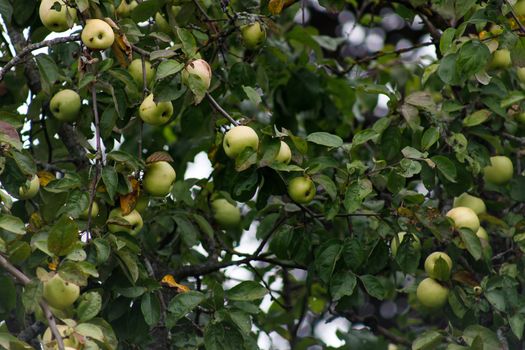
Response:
[[131, 44, 151, 58], [205, 92, 239, 126], [504, 0, 525, 34]]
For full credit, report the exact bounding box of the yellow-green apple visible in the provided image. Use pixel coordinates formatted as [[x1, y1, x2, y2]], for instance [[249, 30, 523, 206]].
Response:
[[211, 198, 241, 229], [50, 89, 81, 122], [107, 208, 143, 236], [116, 0, 138, 17], [43, 274, 80, 310], [491, 49, 512, 69], [182, 59, 212, 91], [128, 58, 156, 86], [483, 156, 514, 185], [80, 201, 99, 219], [424, 251, 453, 280], [42, 325, 72, 344], [518, 67, 525, 83], [274, 141, 292, 164], [81, 19, 115, 50], [143, 161, 176, 197], [390, 231, 420, 256], [39, 0, 77, 32], [453, 193, 486, 215], [18, 175, 40, 200], [223, 126, 259, 158], [416, 278, 449, 308], [446, 207, 480, 233], [139, 94, 174, 125], [241, 22, 266, 49], [476, 226, 489, 241], [516, 1, 525, 16], [288, 176, 316, 204]]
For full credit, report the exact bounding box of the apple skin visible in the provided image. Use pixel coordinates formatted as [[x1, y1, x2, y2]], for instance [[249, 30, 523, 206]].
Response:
[[517, 67, 525, 83], [139, 94, 174, 126], [424, 251, 453, 280], [18, 175, 40, 200], [50, 89, 81, 122], [516, 1, 525, 16], [416, 278, 449, 308], [453, 193, 486, 215], [116, 0, 138, 17], [491, 49, 512, 69], [182, 59, 212, 91], [223, 126, 259, 158], [241, 22, 266, 49], [275, 141, 292, 164], [80, 201, 99, 219], [143, 161, 176, 197], [483, 156, 514, 185], [446, 207, 480, 233], [390, 231, 421, 256], [39, 0, 76, 32], [476, 226, 489, 241], [288, 176, 316, 204], [128, 58, 156, 87], [516, 112, 525, 124], [107, 208, 143, 236], [211, 198, 241, 229], [43, 274, 80, 310], [81, 19, 115, 50]]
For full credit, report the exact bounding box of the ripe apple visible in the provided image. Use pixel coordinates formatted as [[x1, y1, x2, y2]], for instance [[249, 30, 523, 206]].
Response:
[[182, 59, 212, 91], [39, 0, 77, 32], [483, 156, 514, 185], [18, 175, 40, 200], [446, 207, 480, 233], [223, 126, 259, 158], [107, 208, 143, 236], [81, 19, 115, 50], [155, 12, 171, 33], [211, 198, 241, 229], [241, 22, 266, 49], [390, 231, 421, 256], [517, 67, 525, 83], [453, 193, 486, 215], [79, 201, 99, 219], [491, 49, 512, 69], [288, 176, 316, 204], [128, 58, 156, 87], [116, 0, 138, 17], [143, 161, 176, 197], [50, 89, 81, 122], [43, 274, 80, 310], [416, 278, 449, 308], [274, 141, 292, 164], [424, 251, 453, 280], [139, 94, 174, 126]]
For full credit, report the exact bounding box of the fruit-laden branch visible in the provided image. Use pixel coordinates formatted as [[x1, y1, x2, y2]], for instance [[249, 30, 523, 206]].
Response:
[[0, 254, 65, 350], [205, 92, 239, 126], [0, 35, 80, 82]]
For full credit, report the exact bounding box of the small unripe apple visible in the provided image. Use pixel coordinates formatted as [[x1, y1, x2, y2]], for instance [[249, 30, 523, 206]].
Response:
[[416, 278, 449, 308], [516, 1, 525, 16], [81, 19, 115, 50], [516, 112, 525, 124], [223, 126, 259, 158], [80, 201, 99, 219], [390, 231, 421, 256], [143, 161, 176, 197], [274, 141, 292, 164], [139, 94, 174, 126], [43, 274, 80, 310], [128, 59, 156, 87], [241, 22, 266, 49], [211, 198, 241, 229], [18, 175, 40, 200], [446, 207, 480, 233], [288, 176, 316, 204], [483, 156, 514, 185], [453, 193, 486, 215], [50, 89, 81, 122], [424, 251, 453, 280], [116, 0, 138, 17], [517, 67, 525, 83], [491, 49, 512, 69], [39, 0, 77, 32], [182, 59, 212, 91], [107, 208, 143, 236], [473, 286, 483, 296]]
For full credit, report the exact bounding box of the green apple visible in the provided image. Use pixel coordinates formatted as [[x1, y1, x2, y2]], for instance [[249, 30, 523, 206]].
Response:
[[416, 278, 449, 308], [453, 193, 486, 215], [483, 156, 514, 185], [107, 208, 143, 236], [155, 12, 171, 33], [50, 89, 81, 122], [223, 126, 259, 158], [116, 0, 138, 17], [390, 231, 420, 256], [42, 325, 72, 343], [424, 251, 453, 280], [143, 161, 176, 197], [18, 175, 40, 200], [516, 112, 525, 124], [241, 22, 266, 49], [81, 19, 115, 50], [80, 201, 99, 219], [211, 198, 241, 229], [446, 207, 480, 233], [182, 59, 212, 91], [128, 58, 156, 87], [288, 176, 316, 204], [476, 226, 489, 241], [274, 141, 292, 164], [516, 1, 525, 16], [43, 274, 80, 310], [517, 67, 525, 83], [491, 49, 512, 69], [139, 94, 174, 125], [39, 0, 77, 32]]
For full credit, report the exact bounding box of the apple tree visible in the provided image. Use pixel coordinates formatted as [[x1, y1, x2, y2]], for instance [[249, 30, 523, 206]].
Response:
[[1, 0, 525, 349]]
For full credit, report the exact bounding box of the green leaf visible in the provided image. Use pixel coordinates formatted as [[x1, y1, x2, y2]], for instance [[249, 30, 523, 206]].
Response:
[[312, 174, 337, 200], [412, 330, 444, 350], [510, 177, 525, 202], [439, 28, 456, 55], [462, 325, 502, 348], [48, 216, 79, 256], [167, 291, 205, 325], [315, 241, 343, 284], [463, 109, 491, 127], [177, 28, 197, 57], [242, 86, 262, 105], [0, 0, 13, 22], [22, 280, 42, 313], [306, 132, 343, 148], [115, 249, 139, 283], [352, 129, 379, 148], [431, 155, 457, 182], [173, 213, 199, 248], [458, 228, 482, 260], [330, 270, 357, 300], [421, 127, 440, 150], [101, 167, 118, 200], [77, 292, 102, 322], [509, 313, 525, 340], [0, 214, 25, 235], [344, 178, 373, 213], [226, 281, 267, 301], [359, 275, 385, 300], [204, 322, 245, 350], [156, 60, 184, 80], [141, 293, 161, 326], [456, 41, 490, 77]]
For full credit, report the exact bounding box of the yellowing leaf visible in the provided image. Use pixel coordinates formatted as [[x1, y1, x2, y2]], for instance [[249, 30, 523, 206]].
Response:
[[268, 0, 284, 14], [48, 257, 59, 271], [37, 171, 55, 187], [120, 178, 140, 215], [161, 274, 190, 292]]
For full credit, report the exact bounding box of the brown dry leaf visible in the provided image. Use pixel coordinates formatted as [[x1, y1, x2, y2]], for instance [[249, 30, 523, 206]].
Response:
[[452, 270, 478, 287], [146, 151, 174, 164], [37, 171, 55, 187], [0, 121, 19, 142], [120, 178, 140, 215], [268, 0, 285, 15], [112, 33, 133, 68], [161, 274, 190, 292]]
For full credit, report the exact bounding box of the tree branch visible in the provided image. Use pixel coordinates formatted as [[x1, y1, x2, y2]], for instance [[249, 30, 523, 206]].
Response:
[[206, 92, 240, 126]]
